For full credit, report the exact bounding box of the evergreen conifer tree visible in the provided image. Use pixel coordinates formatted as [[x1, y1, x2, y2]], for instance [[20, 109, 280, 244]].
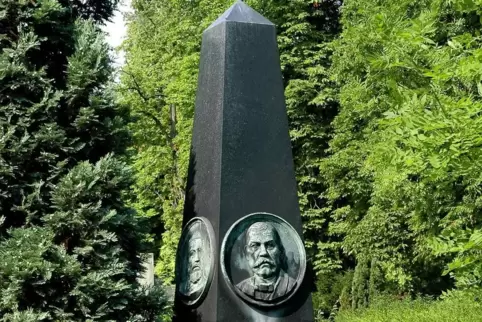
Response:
[[0, 0, 166, 319]]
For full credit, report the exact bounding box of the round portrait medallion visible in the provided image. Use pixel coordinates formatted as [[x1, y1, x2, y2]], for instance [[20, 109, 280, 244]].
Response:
[[221, 213, 306, 308], [175, 217, 215, 307]]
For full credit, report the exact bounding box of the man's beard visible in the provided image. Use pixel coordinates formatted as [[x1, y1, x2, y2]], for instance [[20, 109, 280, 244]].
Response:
[[190, 266, 203, 285]]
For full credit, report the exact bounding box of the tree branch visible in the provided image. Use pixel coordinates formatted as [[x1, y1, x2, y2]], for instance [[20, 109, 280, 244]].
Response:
[[120, 69, 164, 104]]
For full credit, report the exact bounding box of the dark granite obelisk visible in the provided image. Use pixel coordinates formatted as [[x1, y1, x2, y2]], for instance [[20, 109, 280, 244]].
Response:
[[174, 1, 314, 321]]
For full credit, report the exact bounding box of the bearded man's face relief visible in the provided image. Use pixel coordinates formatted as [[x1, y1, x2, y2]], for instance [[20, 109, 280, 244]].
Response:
[[188, 237, 203, 288], [245, 223, 281, 279]]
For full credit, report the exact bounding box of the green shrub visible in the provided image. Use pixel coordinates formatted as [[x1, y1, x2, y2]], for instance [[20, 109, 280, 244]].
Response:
[[313, 270, 354, 320]]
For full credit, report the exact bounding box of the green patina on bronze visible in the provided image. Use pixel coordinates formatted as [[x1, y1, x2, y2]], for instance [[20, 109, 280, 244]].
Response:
[[221, 212, 306, 308], [175, 217, 215, 307]]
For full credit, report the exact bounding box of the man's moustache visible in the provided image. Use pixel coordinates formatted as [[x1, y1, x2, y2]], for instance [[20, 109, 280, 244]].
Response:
[[254, 259, 275, 268]]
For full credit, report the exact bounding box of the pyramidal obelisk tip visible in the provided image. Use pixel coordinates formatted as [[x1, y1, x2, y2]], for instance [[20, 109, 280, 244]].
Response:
[[205, 0, 274, 31]]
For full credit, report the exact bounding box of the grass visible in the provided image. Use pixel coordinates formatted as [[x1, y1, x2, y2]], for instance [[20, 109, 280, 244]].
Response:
[[333, 293, 482, 322]]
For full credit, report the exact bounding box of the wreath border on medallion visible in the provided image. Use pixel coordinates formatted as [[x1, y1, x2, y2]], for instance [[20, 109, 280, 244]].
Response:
[[220, 212, 306, 308], [175, 216, 216, 307]]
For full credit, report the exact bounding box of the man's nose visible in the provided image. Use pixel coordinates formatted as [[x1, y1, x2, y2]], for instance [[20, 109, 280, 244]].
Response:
[[193, 251, 200, 262], [259, 244, 269, 256]]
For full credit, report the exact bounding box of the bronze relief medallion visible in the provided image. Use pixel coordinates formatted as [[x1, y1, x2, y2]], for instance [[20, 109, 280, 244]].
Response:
[[175, 217, 215, 307], [221, 213, 306, 307]]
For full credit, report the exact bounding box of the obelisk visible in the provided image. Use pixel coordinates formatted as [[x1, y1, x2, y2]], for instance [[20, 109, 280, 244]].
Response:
[[174, 1, 314, 321]]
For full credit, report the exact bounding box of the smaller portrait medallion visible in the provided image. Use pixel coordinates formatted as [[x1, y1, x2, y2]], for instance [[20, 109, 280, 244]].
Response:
[[175, 217, 215, 307], [221, 213, 306, 308]]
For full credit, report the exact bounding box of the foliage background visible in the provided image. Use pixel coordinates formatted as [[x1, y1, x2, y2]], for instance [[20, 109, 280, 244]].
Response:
[[119, 0, 482, 319], [120, 0, 341, 285]]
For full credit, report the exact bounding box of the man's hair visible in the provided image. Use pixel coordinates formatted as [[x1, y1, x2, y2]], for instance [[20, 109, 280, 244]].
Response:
[[189, 230, 203, 246], [244, 222, 288, 272]]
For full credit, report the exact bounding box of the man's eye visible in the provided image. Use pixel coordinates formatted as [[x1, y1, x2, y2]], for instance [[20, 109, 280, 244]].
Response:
[[250, 243, 260, 248]]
